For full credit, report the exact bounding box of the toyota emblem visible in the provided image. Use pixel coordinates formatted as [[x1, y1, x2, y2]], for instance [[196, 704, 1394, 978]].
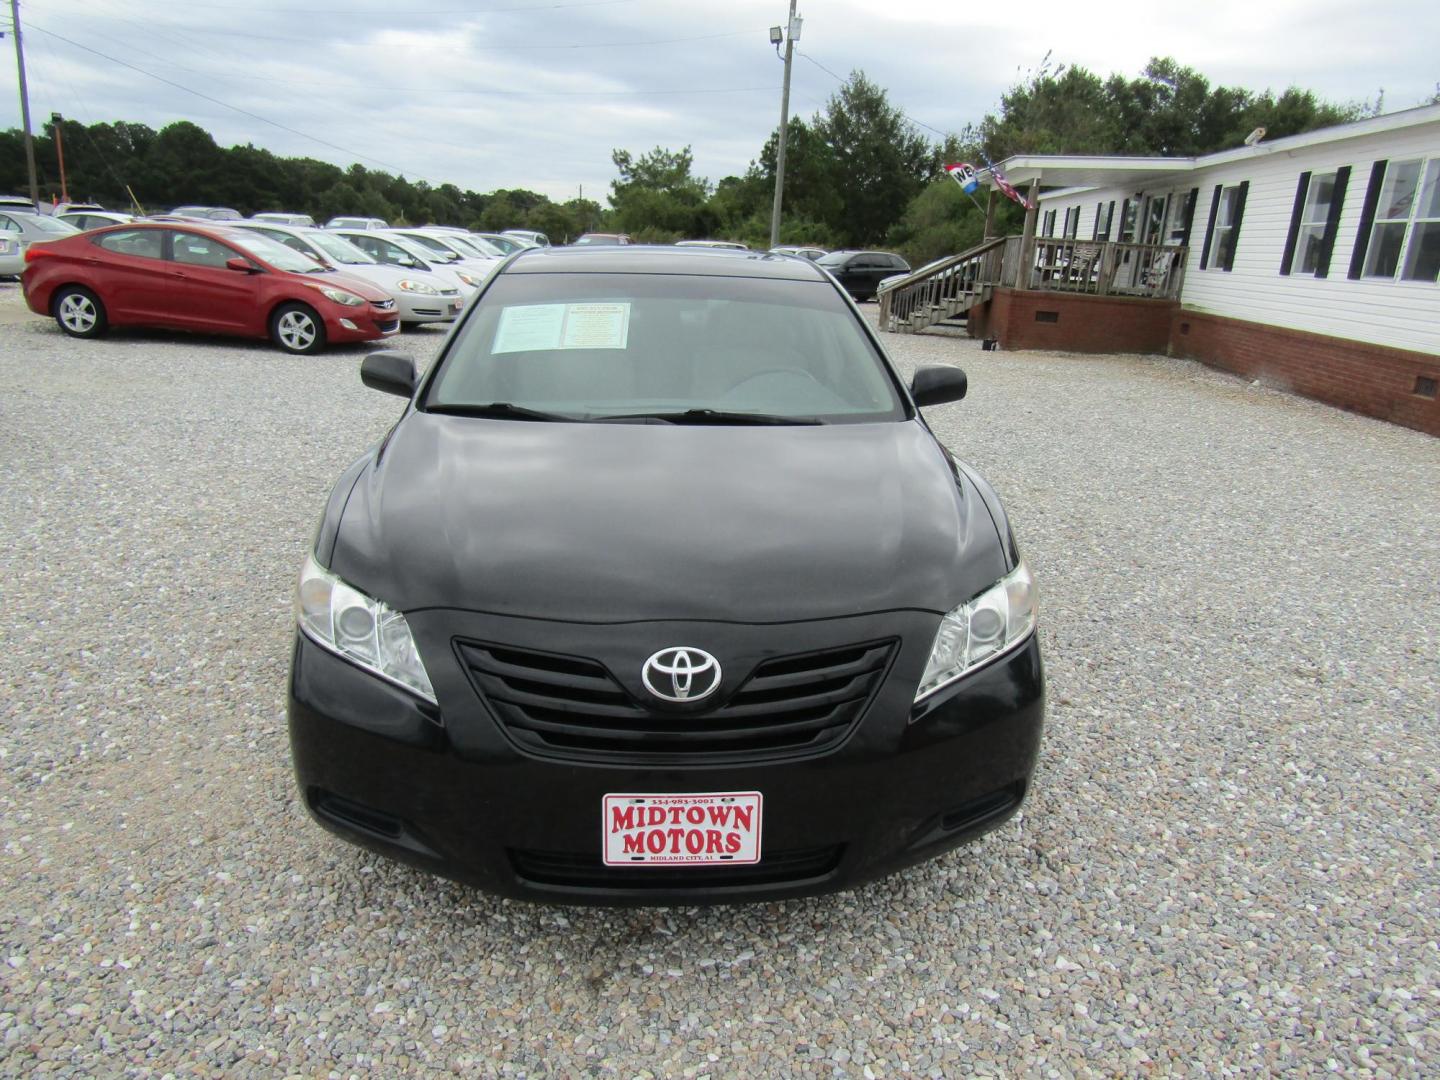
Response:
[[642, 647, 722, 704]]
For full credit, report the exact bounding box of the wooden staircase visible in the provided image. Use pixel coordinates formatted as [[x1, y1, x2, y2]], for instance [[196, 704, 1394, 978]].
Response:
[[877, 236, 1018, 334]]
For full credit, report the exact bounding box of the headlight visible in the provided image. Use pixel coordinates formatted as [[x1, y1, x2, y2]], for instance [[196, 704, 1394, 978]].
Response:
[[296, 553, 435, 702], [915, 562, 1036, 702], [396, 279, 439, 294], [314, 285, 365, 306], [453, 271, 480, 288]]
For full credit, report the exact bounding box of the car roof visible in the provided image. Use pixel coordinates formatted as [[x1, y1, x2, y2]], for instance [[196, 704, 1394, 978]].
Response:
[[505, 245, 829, 281]]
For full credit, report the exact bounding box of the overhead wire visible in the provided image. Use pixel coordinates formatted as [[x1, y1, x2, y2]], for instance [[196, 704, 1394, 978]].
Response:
[[88, 0, 639, 13], [30, 32, 144, 203], [25, 21, 440, 181], [796, 49, 960, 141], [81, 21, 768, 52]]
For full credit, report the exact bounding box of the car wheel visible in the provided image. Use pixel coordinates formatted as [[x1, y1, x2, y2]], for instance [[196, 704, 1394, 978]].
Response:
[[270, 302, 326, 355], [53, 286, 108, 339]]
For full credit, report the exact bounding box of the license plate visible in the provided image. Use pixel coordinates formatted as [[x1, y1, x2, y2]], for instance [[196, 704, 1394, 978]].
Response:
[[602, 792, 762, 866]]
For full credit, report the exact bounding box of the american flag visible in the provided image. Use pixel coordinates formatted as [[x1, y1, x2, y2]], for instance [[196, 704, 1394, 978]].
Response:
[[986, 164, 1033, 211]]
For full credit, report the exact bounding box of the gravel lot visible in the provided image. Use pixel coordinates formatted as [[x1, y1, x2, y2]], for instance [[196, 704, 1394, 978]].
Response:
[[2, 280, 1437, 1077]]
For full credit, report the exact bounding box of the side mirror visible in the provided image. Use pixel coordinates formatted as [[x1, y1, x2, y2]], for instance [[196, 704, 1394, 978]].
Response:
[[360, 350, 418, 398], [225, 256, 258, 273], [910, 365, 968, 407]]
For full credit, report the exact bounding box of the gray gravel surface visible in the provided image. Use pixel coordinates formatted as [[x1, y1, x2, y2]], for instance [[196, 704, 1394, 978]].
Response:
[[2, 281, 1438, 1077]]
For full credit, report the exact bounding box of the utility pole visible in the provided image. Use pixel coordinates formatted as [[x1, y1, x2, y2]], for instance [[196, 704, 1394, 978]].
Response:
[[9, 0, 40, 208], [767, 1, 799, 249], [51, 111, 67, 203]]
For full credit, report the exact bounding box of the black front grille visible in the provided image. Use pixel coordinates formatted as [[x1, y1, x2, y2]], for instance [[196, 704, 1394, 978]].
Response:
[[457, 639, 895, 761], [511, 845, 842, 890], [376, 318, 399, 332]]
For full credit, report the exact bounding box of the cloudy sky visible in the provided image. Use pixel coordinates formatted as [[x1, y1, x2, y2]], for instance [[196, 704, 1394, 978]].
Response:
[[6, 0, 1438, 204]]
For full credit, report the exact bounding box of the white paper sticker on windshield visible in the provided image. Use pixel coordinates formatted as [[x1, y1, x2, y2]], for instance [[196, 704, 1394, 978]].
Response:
[[493, 303, 566, 353], [492, 302, 631, 354], [560, 303, 630, 350]]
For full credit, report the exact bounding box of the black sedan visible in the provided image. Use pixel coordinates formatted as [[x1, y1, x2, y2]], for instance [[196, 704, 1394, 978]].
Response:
[[817, 249, 911, 301], [289, 245, 1044, 904]]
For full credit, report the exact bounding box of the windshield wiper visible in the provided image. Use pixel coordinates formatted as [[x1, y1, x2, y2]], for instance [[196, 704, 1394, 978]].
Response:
[[597, 408, 823, 426], [425, 402, 571, 422]]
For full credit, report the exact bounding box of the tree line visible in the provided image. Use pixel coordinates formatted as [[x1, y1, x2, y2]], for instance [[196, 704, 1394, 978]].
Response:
[[0, 57, 1379, 263]]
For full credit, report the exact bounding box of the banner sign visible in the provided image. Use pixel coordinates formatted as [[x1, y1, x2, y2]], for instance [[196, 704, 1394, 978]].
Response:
[[944, 162, 980, 194]]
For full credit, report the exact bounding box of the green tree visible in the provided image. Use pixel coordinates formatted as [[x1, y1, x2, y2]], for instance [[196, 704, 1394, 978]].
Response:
[[609, 146, 712, 238], [756, 117, 843, 241], [814, 72, 933, 246], [980, 56, 1361, 161]]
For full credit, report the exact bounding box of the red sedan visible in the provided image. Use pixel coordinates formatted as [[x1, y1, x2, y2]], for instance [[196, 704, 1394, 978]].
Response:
[[22, 222, 401, 354]]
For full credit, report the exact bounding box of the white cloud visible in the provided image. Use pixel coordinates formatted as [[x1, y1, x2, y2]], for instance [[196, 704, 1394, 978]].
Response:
[[7, 0, 1434, 209]]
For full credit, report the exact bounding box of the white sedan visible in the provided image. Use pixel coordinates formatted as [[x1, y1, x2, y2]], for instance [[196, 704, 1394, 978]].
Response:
[[58, 210, 136, 231], [228, 222, 465, 326], [0, 234, 23, 277], [385, 228, 501, 274], [331, 229, 490, 298]]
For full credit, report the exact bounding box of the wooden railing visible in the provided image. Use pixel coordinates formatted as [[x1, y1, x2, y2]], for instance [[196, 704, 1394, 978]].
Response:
[[1027, 239, 1187, 299], [877, 236, 1017, 332], [877, 236, 1187, 333]]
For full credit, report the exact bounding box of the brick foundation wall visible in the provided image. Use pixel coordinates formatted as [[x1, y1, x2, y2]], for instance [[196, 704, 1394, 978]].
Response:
[[967, 288, 1177, 354], [1170, 311, 1440, 437]]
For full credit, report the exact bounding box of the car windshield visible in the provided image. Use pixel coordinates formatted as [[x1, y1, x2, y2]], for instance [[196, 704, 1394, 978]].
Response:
[[220, 228, 323, 273], [816, 252, 853, 267], [402, 233, 461, 259], [308, 231, 375, 265], [457, 235, 504, 257], [426, 272, 904, 424], [575, 235, 621, 245], [29, 215, 79, 235]]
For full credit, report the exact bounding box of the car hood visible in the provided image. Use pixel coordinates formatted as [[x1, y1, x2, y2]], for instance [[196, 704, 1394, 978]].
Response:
[[328, 416, 1008, 623], [332, 263, 454, 293], [310, 269, 395, 303]]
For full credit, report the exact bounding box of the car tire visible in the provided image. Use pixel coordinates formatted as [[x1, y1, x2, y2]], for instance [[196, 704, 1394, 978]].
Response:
[[53, 286, 108, 339], [270, 302, 326, 355]]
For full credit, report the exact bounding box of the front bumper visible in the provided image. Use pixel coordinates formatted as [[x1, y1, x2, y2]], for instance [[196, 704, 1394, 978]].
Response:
[[395, 290, 463, 324], [322, 300, 402, 342], [288, 608, 1045, 905]]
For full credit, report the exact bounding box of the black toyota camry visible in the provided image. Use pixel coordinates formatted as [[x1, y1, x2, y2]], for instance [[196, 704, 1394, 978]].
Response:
[[288, 245, 1044, 904]]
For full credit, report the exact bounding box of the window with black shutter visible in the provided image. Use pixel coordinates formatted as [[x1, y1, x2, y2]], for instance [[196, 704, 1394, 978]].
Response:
[[1313, 166, 1351, 278], [1202, 182, 1249, 271], [1198, 186, 1222, 269], [1282, 170, 1346, 276], [1175, 192, 1198, 249], [1355, 158, 1440, 282], [1348, 160, 1389, 279]]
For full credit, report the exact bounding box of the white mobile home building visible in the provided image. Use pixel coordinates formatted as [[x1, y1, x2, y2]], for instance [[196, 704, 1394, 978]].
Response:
[[991, 103, 1440, 436]]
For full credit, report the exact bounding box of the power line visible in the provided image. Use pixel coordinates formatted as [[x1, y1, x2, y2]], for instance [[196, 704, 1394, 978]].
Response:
[[24, 29, 132, 197], [26, 21, 438, 181], [35, 22, 775, 99], [796, 49, 960, 141], [85, 0, 636, 14], [87, 20, 765, 51]]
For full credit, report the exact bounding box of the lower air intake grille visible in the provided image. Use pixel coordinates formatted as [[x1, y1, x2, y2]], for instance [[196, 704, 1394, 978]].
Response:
[[456, 639, 895, 761], [510, 845, 842, 890]]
